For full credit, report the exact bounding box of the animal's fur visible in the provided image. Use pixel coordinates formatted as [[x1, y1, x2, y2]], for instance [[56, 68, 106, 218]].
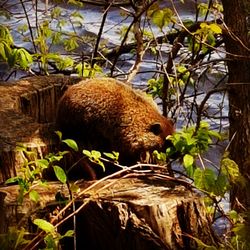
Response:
[[56, 78, 174, 174]]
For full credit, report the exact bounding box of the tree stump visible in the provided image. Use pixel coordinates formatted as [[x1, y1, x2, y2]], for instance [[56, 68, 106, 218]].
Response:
[[0, 175, 218, 250], [0, 75, 82, 183]]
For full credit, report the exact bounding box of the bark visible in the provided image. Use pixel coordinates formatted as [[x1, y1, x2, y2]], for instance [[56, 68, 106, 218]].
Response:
[[0, 75, 82, 183], [0, 176, 218, 249], [221, 0, 250, 210]]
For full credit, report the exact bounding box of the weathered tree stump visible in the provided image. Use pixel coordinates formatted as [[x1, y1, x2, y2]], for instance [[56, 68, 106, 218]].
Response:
[[0, 75, 82, 183], [0, 175, 218, 250]]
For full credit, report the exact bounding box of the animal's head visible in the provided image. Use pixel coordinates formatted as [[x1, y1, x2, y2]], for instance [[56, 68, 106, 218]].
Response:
[[119, 115, 174, 164]]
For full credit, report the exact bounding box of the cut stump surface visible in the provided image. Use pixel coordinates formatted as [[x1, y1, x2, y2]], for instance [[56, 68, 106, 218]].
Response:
[[0, 176, 218, 249]]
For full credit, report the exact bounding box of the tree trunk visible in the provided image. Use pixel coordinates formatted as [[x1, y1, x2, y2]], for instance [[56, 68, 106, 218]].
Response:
[[221, 0, 250, 210], [0, 176, 218, 250]]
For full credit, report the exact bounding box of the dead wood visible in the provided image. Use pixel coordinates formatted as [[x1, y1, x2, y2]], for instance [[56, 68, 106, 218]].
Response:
[[0, 75, 82, 183], [0, 175, 218, 250]]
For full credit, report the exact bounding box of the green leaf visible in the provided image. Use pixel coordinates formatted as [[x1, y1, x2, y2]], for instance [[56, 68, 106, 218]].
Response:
[[151, 8, 174, 30], [75, 62, 83, 76], [183, 133, 197, 146], [0, 41, 8, 61], [64, 37, 79, 51], [185, 164, 194, 177], [153, 150, 167, 163], [0, 25, 14, 44], [214, 173, 228, 196], [93, 63, 103, 74], [103, 152, 115, 159], [183, 19, 194, 28], [62, 139, 78, 151], [82, 149, 91, 158], [33, 219, 55, 233], [47, 154, 64, 163], [83, 150, 105, 171], [183, 154, 194, 168], [177, 65, 187, 73], [103, 151, 119, 161], [152, 9, 165, 29], [92, 150, 101, 159], [96, 160, 105, 172], [29, 190, 40, 203], [70, 183, 80, 193], [209, 23, 222, 34], [51, 7, 62, 19], [15, 227, 30, 248], [198, 3, 209, 17], [56, 56, 74, 70], [67, 0, 84, 7], [71, 11, 84, 20], [17, 48, 33, 69], [231, 222, 250, 244], [221, 155, 244, 185], [7, 48, 17, 67], [36, 159, 49, 169], [55, 130, 62, 141], [207, 130, 221, 140], [228, 210, 239, 223], [194, 168, 216, 192], [5, 176, 20, 184], [44, 234, 57, 249], [53, 165, 67, 184], [17, 24, 28, 33], [51, 31, 62, 45], [63, 230, 74, 237]]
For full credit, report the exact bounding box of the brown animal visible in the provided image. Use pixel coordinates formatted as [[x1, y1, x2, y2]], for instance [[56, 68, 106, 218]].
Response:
[[56, 78, 174, 177]]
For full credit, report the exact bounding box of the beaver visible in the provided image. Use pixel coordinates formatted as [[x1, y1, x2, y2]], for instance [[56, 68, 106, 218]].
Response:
[[56, 78, 174, 178]]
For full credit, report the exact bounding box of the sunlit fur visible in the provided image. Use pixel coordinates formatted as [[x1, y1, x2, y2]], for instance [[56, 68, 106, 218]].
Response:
[[56, 78, 174, 165]]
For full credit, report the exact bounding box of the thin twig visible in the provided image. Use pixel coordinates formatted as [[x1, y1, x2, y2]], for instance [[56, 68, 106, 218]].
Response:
[[20, 0, 37, 53], [195, 87, 228, 134], [110, 0, 157, 76], [90, 2, 113, 69]]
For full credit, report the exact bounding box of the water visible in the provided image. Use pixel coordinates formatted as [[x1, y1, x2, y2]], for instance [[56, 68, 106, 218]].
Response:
[[1, 0, 229, 237]]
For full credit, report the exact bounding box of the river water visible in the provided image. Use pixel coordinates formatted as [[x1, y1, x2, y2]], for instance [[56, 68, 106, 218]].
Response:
[[0, 0, 230, 236], [1, 0, 229, 125]]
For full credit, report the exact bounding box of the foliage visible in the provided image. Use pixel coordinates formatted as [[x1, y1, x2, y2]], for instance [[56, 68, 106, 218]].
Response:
[[0, 227, 30, 250], [3, 126, 246, 249], [147, 3, 176, 32], [83, 149, 105, 171], [154, 121, 242, 200], [1, 0, 249, 248], [33, 219, 74, 249], [189, 22, 222, 54], [3, 132, 119, 249], [75, 62, 103, 77], [5, 140, 70, 203], [0, 2, 102, 76], [0, 25, 33, 70], [147, 66, 194, 101], [153, 121, 249, 248]]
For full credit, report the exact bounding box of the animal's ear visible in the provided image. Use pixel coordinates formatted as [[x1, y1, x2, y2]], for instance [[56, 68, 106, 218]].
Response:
[[150, 122, 162, 135]]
